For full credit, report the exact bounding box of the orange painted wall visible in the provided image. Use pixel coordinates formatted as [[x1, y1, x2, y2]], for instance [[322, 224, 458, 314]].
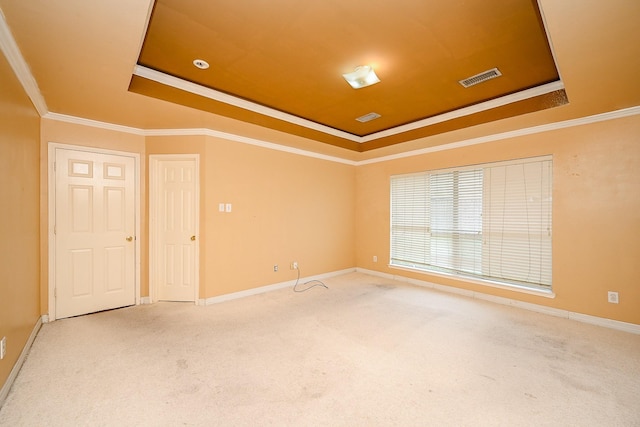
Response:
[[0, 52, 41, 390], [5, 76, 638, 400], [148, 135, 356, 299], [37, 125, 355, 313], [356, 114, 640, 324]]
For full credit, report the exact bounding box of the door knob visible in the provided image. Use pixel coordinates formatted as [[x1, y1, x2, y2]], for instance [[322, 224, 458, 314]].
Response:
[[190, 235, 196, 241], [126, 236, 133, 242]]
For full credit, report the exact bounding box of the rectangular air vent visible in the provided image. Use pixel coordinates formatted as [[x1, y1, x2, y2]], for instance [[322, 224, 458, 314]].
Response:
[[356, 112, 381, 123], [459, 68, 502, 88]]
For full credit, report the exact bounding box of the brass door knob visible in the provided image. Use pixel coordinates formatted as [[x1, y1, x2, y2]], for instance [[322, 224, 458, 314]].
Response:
[[126, 236, 133, 242], [190, 235, 196, 241]]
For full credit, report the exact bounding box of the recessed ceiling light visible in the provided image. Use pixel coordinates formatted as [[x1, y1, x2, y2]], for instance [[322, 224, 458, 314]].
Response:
[[193, 59, 210, 70], [342, 65, 380, 89]]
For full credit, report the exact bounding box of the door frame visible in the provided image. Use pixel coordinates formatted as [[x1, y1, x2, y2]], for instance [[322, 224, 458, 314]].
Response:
[[149, 154, 200, 303], [47, 142, 141, 321]]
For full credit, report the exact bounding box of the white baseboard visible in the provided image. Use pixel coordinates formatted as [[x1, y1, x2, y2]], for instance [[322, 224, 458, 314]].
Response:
[[198, 268, 356, 306], [567, 312, 640, 335], [356, 268, 640, 335], [0, 316, 43, 407], [139, 296, 152, 305]]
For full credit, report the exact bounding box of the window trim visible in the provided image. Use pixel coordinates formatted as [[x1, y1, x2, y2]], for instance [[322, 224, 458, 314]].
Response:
[[388, 263, 555, 298]]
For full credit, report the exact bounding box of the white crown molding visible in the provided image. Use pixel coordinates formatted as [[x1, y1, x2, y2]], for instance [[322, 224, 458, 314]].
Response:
[[43, 105, 640, 166], [0, 8, 48, 116], [134, 65, 360, 142], [43, 112, 357, 165], [356, 105, 640, 165], [360, 80, 565, 142], [146, 127, 358, 165], [134, 65, 564, 144], [43, 112, 147, 135], [356, 268, 640, 335]]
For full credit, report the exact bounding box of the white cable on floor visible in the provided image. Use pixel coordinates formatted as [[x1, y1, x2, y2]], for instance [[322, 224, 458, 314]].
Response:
[[292, 266, 328, 292]]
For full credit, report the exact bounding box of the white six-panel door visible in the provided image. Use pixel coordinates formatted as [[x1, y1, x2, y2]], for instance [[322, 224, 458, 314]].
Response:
[[54, 148, 136, 319], [152, 157, 199, 302]]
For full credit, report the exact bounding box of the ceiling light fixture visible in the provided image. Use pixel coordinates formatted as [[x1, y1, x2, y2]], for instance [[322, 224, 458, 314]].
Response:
[[342, 65, 380, 89], [193, 59, 210, 70], [356, 112, 381, 123]]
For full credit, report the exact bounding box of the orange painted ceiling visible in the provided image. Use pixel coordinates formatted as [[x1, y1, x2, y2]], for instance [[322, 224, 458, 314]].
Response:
[[1, 0, 639, 160], [131, 0, 564, 151]]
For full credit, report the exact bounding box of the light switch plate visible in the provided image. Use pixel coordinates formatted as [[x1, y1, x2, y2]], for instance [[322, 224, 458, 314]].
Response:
[[218, 203, 225, 212], [225, 203, 232, 213]]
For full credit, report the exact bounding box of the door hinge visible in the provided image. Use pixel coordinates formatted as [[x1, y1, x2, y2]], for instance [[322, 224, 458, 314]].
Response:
[[54, 288, 57, 298], [53, 161, 56, 172]]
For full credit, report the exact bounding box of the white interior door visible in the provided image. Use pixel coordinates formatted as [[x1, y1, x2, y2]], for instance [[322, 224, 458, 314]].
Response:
[[54, 148, 136, 319], [152, 157, 199, 302]]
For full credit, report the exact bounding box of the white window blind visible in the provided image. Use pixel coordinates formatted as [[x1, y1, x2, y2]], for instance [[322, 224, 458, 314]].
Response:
[[390, 156, 552, 290]]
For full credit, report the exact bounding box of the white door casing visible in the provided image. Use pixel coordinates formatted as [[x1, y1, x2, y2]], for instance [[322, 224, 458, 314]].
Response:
[[51, 146, 138, 319], [150, 155, 199, 302]]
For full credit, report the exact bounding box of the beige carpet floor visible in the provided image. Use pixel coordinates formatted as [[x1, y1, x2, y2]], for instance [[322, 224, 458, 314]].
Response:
[[1, 272, 639, 426]]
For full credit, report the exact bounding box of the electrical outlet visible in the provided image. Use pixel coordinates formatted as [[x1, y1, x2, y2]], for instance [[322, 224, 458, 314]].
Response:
[[274, 264, 278, 272], [290, 261, 298, 270], [607, 291, 619, 304], [373, 255, 378, 262], [0, 336, 6, 360]]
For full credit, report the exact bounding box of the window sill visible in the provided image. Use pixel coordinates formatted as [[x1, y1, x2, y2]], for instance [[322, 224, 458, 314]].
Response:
[[388, 264, 556, 299]]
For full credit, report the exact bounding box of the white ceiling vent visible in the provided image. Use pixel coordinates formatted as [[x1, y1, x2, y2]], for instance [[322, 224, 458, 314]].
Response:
[[356, 112, 381, 123], [459, 68, 502, 88]]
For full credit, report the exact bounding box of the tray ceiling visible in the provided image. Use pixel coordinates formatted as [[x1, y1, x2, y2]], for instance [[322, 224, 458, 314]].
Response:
[[131, 0, 566, 151]]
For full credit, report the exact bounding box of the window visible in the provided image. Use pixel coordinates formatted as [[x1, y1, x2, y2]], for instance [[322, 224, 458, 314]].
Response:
[[390, 156, 552, 290]]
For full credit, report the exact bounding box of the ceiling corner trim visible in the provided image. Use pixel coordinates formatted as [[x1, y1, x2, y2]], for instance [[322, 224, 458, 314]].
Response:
[[43, 112, 147, 135], [38, 104, 640, 168], [133, 65, 565, 146], [359, 81, 565, 142], [0, 7, 48, 116], [356, 105, 640, 166], [133, 65, 362, 142], [143, 127, 357, 165], [536, 0, 564, 84], [43, 111, 356, 165], [197, 129, 358, 166]]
